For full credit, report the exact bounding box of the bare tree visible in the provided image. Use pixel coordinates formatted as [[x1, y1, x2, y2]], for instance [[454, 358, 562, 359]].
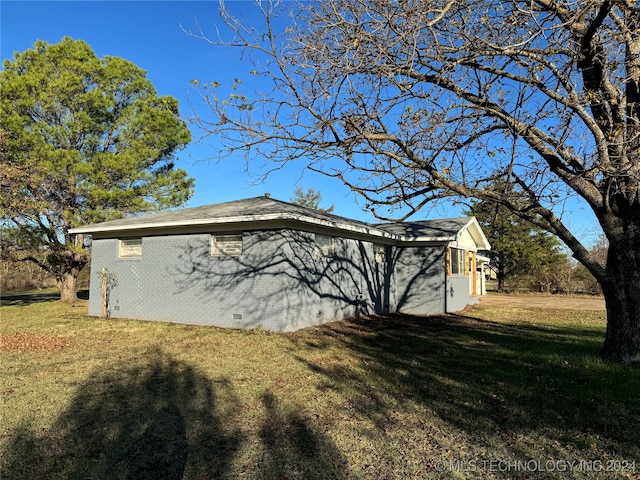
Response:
[[190, 1, 640, 362]]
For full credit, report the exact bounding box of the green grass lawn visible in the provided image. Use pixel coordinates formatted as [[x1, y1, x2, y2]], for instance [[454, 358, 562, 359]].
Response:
[[1, 295, 638, 479]]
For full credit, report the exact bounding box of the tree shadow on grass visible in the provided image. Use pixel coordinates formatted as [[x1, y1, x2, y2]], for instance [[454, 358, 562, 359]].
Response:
[[2, 348, 349, 480], [0, 289, 89, 306], [293, 313, 640, 466], [256, 390, 348, 479], [1, 348, 242, 480]]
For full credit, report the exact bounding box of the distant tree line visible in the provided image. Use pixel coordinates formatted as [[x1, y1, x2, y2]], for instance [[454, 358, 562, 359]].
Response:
[[1, 252, 92, 292], [1, 255, 55, 292], [1, 256, 92, 292], [469, 198, 607, 295], [487, 254, 605, 296]]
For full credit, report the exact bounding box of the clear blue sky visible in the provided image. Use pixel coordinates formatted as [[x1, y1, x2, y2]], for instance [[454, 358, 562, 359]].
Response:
[[1, 1, 601, 244]]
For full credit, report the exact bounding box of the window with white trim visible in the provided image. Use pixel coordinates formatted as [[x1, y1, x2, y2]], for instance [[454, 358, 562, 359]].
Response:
[[211, 234, 243, 256], [315, 234, 334, 257], [450, 248, 465, 275], [374, 244, 386, 264], [119, 238, 142, 258]]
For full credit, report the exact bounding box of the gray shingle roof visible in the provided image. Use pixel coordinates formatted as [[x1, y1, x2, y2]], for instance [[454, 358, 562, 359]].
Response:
[[71, 196, 390, 237], [70, 196, 489, 248], [75, 196, 363, 229], [376, 218, 474, 241]]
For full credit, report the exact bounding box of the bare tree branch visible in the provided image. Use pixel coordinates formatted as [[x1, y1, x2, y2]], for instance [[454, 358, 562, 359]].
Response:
[[188, 1, 640, 356]]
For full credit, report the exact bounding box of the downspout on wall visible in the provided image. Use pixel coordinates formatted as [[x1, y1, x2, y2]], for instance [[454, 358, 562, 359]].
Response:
[[444, 246, 449, 314]]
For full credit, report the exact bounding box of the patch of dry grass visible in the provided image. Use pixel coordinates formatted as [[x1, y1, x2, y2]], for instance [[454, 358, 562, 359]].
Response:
[[1, 297, 638, 479]]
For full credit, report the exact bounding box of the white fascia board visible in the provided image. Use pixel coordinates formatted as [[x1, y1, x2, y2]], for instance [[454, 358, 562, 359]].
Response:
[[69, 213, 283, 234], [462, 217, 491, 250], [69, 217, 253, 235], [70, 211, 490, 247], [70, 212, 398, 241], [393, 236, 453, 244], [476, 254, 491, 264]]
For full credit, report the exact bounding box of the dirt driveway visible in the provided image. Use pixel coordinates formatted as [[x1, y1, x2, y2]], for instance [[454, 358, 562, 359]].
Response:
[[478, 294, 605, 311]]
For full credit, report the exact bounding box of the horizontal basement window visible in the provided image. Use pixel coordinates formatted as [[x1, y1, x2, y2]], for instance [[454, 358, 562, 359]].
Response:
[[211, 234, 243, 256], [119, 238, 142, 258], [315, 234, 334, 257]]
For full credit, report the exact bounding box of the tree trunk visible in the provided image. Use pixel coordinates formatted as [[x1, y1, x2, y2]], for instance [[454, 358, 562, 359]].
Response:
[[601, 239, 640, 364], [497, 259, 506, 293], [57, 270, 79, 303], [48, 248, 88, 303]]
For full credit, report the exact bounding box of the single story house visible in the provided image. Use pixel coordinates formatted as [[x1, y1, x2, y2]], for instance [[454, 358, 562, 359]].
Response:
[[70, 196, 490, 331]]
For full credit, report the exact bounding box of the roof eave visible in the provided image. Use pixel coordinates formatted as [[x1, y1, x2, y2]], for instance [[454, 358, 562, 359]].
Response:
[[69, 212, 398, 240], [463, 217, 491, 250], [69, 206, 490, 249]]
